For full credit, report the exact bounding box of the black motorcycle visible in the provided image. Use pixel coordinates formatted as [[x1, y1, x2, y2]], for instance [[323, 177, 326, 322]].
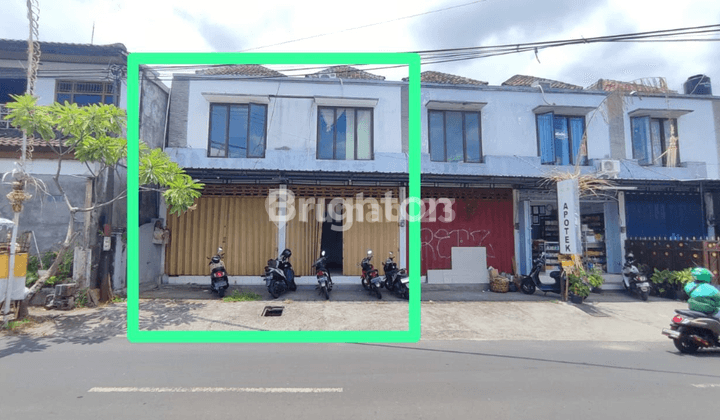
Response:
[[359, 249, 383, 299], [208, 247, 230, 298], [312, 250, 333, 300], [662, 309, 720, 354], [263, 248, 297, 299], [520, 253, 565, 296], [383, 251, 409, 300], [622, 253, 650, 301]]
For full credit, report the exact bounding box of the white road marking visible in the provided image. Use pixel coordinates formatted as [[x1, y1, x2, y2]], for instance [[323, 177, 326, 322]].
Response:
[[692, 384, 720, 388], [89, 387, 342, 393]]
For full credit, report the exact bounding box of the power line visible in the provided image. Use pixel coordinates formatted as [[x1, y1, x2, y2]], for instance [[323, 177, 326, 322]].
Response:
[[239, 0, 489, 52]]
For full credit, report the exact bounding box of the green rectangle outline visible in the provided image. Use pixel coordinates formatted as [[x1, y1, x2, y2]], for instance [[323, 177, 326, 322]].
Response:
[[126, 52, 421, 343]]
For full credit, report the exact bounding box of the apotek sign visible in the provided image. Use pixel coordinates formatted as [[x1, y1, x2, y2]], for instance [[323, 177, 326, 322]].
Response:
[[557, 179, 581, 255]]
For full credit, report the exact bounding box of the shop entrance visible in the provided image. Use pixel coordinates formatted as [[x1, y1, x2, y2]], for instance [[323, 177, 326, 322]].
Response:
[[530, 202, 608, 272]]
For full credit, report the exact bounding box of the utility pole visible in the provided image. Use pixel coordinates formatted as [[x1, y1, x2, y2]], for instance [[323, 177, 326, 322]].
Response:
[[3, 0, 40, 326]]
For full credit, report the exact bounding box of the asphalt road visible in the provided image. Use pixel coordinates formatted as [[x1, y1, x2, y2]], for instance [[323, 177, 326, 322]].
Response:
[[2, 336, 719, 420]]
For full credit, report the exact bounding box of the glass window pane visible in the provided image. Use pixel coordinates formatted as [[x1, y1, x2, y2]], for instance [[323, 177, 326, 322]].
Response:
[[228, 105, 248, 158], [344, 109, 356, 160], [356, 110, 371, 160], [318, 108, 335, 160], [445, 112, 463, 163], [664, 119, 679, 166], [209, 105, 228, 157], [553, 116, 569, 165], [335, 108, 347, 160], [649, 119, 662, 166], [104, 95, 116, 105], [537, 112, 554, 164], [569, 117, 585, 165], [429, 111, 445, 162], [248, 104, 266, 158], [631, 116, 651, 165], [73, 94, 103, 106], [56, 93, 71, 104], [464, 112, 481, 163]]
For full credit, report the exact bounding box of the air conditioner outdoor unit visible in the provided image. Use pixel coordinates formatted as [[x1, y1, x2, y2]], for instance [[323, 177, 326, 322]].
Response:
[[598, 159, 620, 178]]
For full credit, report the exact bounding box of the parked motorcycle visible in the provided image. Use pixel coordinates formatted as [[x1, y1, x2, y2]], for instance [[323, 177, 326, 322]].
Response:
[[263, 248, 297, 299], [313, 250, 333, 300], [622, 253, 650, 301], [359, 249, 383, 299], [520, 253, 565, 296], [208, 247, 229, 298], [383, 251, 409, 300], [662, 309, 720, 353]]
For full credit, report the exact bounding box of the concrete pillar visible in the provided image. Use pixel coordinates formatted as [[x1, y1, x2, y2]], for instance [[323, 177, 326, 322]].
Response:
[[399, 186, 407, 269], [705, 192, 715, 238], [517, 198, 532, 274], [603, 200, 622, 273], [618, 191, 627, 261], [277, 184, 287, 255]]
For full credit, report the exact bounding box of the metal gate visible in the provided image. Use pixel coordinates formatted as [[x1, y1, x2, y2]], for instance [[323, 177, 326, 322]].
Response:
[[165, 192, 277, 276]]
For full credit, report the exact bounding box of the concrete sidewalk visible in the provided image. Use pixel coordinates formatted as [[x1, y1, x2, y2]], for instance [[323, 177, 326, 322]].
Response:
[[2, 283, 687, 345]]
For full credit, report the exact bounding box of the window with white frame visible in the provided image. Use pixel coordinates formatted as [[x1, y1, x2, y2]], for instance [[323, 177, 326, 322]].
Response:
[[208, 103, 267, 158], [55, 80, 118, 106], [537, 113, 587, 165], [428, 110, 482, 163], [317, 107, 373, 160], [631, 116, 679, 167]]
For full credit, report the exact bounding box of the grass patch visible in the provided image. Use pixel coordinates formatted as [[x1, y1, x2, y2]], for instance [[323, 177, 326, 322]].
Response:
[[3, 318, 34, 332], [223, 290, 262, 302]]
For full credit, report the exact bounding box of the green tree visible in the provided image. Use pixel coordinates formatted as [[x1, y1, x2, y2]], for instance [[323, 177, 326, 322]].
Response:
[[4, 94, 203, 316]]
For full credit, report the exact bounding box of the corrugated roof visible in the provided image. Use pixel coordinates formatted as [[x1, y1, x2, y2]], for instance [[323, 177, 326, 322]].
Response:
[[196, 65, 286, 77], [586, 78, 676, 94], [402, 71, 488, 86], [306, 66, 385, 80], [502, 74, 583, 90], [0, 39, 127, 64]]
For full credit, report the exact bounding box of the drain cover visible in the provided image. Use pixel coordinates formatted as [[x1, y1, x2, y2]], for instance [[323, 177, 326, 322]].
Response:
[[262, 306, 284, 317]]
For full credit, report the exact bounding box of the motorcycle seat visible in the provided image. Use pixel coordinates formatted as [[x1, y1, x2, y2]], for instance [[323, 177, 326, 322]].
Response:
[[675, 309, 715, 318], [549, 271, 563, 280]]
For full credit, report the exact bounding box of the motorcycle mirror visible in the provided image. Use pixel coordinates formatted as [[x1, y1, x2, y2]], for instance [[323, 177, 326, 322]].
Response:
[[217, 247, 223, 254], [367, 249, 373, 256], [321, 250, 326, 256], [389, 251, 394, 257]]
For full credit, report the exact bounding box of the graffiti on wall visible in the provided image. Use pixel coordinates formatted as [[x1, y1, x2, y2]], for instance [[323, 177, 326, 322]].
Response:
[[420, 228, 495, 262]]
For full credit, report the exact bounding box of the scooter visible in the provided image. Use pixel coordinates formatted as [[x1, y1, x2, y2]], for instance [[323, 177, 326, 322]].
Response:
[[359, 249, 383, 299], [383, 251, 409, 300], [263, 248, 297, 299], [662, 309, 720, 354], [520, 253, 565, 296], [208, 247, 229, 298], [313, 250, 333, 300], [622, 253, 650, 301]]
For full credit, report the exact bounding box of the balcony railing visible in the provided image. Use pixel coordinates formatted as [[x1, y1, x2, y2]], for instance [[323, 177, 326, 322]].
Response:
[[0, 104, 11, 129]]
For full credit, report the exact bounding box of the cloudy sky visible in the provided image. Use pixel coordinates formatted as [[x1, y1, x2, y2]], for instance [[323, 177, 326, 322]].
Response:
[[2, 0, 719, 91]]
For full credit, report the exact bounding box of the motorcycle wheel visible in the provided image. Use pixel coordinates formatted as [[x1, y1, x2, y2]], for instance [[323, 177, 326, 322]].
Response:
[[218, 288, 226, 298], [289, 280, 297, 292], [375, 286, 382, 300], [361, 277, 370, 290], [640, 290, 649, 301], [269, 281, 281, 299], [384, 279, 394, 291], [673, 334, 699, 354], [322, 285, 329, 300], [520, 278, 536, 295], [401, 284, 409, 300]]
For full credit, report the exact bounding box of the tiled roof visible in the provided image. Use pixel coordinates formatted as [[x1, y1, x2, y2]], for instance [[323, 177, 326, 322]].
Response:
[[502, 74, 583, 90], [0, 136, 61, 148], [403, 71, 488, 86], [0, 39, 127, 64], [586, 78, 676, 94], [196, 65, 286, 77], [306, 66, 385, 80]]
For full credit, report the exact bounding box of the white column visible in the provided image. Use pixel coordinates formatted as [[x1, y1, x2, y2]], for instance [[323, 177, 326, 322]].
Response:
[[618, 191, 627, 259], [277, 184, 287, 255], [399, 186, 407, 268]]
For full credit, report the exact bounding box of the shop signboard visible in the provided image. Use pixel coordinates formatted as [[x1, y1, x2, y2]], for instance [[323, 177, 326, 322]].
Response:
[[557, 179, 582, 255]]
